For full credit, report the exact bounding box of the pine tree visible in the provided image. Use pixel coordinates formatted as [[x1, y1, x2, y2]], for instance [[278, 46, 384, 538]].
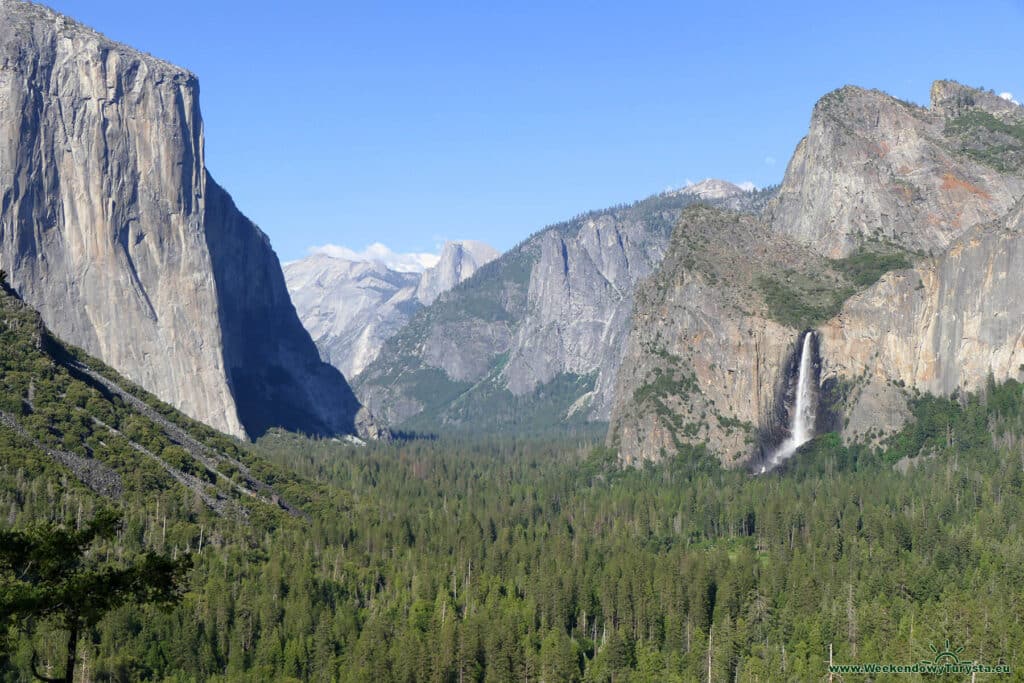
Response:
[[0, 509, 191, 683]]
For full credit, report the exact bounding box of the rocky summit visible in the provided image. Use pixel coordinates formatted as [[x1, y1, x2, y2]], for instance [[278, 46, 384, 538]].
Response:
[[416, 240, 501, 306], [768, 81, 1024, 258], [0, 0, 380, 441], [609, 81, 1024, 467], [285, 240, 499, 378]]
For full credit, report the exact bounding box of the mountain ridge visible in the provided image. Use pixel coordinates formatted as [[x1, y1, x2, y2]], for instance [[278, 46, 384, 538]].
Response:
[[767, 81, 1024, 257], [355, 184, 775, 432]]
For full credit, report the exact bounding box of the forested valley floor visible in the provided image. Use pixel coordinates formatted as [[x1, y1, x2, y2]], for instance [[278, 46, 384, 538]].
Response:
[[3, 374, 1024, 680]]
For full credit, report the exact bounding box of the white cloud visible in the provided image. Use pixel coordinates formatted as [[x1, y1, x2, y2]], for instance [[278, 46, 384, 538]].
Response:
[[738, 181, 757, 192], [999, 92, 1020, 106], [309, 242, 441, 272]]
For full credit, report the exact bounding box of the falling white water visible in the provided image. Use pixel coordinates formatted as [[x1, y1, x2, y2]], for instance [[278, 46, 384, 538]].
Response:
[[761, 331, 816, 473]]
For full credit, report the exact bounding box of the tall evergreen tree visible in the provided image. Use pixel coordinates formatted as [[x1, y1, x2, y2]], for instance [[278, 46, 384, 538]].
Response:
[[0, 509, 191, 683]]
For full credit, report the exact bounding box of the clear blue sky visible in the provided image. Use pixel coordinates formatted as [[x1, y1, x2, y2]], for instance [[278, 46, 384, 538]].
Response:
[[46, 0, 1024, 262]]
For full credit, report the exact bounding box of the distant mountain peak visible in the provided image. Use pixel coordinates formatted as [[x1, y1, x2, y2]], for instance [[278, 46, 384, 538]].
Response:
[[354, 185, 775, 433], [417, 240, 501, 305], [444, 239, 502, 261], [285, 239, 499, 378], [672, 179, 750, 200], [305, 243, 441, 273]]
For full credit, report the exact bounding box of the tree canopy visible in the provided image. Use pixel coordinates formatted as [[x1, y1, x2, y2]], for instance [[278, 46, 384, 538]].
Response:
[[0, 509, 191, 683]]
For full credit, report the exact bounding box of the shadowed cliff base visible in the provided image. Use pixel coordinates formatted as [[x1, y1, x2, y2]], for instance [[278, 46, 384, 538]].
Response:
[[203, 174, 367, 440]]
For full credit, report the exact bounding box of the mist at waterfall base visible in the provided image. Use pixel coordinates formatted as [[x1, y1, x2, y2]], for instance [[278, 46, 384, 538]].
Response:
[[760, 331, 818, 474]]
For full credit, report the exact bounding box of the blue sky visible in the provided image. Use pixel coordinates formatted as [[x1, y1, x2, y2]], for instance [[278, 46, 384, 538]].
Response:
[[46, 0, 1024, 263]]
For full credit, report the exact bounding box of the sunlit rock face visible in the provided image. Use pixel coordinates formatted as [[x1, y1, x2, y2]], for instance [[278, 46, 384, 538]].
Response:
[[610, 82, 1024, 467], [768, 82, 1024, 258], [285, 241, 499, 379], [0, 1, 378, 441]]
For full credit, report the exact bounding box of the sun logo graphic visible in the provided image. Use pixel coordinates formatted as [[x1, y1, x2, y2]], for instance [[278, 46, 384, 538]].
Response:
[[928, 639, 972, 667]]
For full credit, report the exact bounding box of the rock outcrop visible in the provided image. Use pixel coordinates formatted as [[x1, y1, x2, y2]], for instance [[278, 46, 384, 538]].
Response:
[[500, 208, 676, 419], [284, 240, 498, 378], [610, 81, 1024, 467], [356, 186, 774, 431], [607, 206, 838, 466], [820, 199, 1024, 440], [0, 1, 377, 440], [768, 84, 1024, 257], [416, 240, 500, 305]]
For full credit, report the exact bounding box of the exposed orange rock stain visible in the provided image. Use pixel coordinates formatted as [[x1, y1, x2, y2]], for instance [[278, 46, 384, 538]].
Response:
[[941, 173, 991, 200], [891, 183, 913, 202]]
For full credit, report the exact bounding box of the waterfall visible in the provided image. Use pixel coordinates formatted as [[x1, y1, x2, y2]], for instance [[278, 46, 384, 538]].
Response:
[[761, 331, 817, 473]]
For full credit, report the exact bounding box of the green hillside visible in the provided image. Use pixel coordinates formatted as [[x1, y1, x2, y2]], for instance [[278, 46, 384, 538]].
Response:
[[0, 286, 308, 520]]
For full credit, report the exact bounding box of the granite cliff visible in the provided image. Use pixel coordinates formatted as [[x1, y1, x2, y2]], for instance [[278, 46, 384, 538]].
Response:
[[610, 81, 1024, 467], [819, 198, 1024, 442], [416, 240, 500, 306], [285, 240, 499, 378], [355, 181, 773, 432], [768, 81, 1024, 257], [0, 1, 378, 441]]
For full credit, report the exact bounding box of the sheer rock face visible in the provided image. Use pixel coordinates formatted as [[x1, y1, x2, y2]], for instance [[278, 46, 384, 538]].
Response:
[[768, 84, 1024, 258], [500, 211, 670, 419], [355, 188, 773, 430], [284, 240, 498, 379], [285, 255, 421, 378], [416, 240, 500, 306], [819, 201, 1024, 440], [769, 83, 1024, 446], [610, 82, 1024, 466], [0, 1, 374, 441], [202, 179, 367, 439], [607, 207, 829, 467]]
